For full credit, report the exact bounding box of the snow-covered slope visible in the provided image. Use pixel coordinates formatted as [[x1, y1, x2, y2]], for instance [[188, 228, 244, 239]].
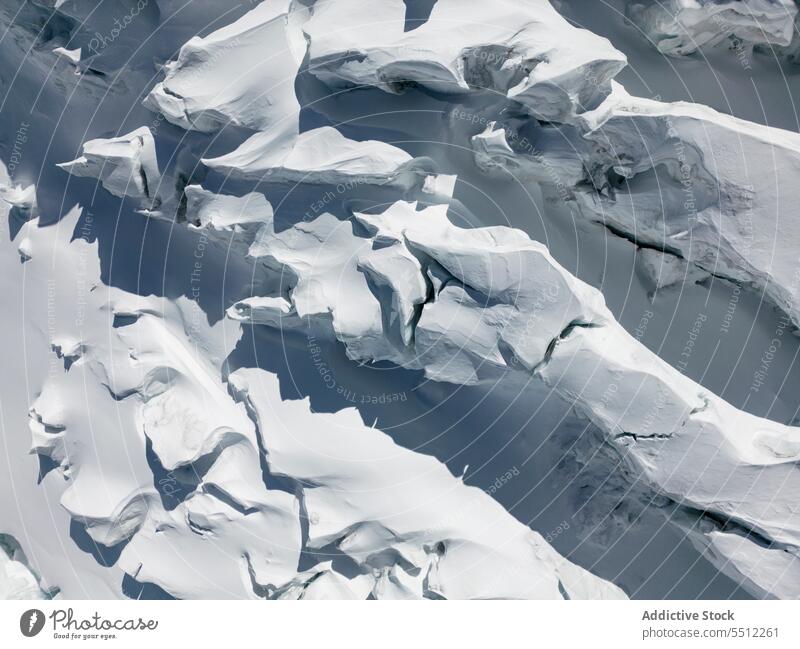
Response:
[[226, 199, 800, 599], [470, 82, 800, 330], [227, 368, 626, 600], [574, 83, 800, 329], [0, 169, 623, 599], [203, 125, 432, 188]]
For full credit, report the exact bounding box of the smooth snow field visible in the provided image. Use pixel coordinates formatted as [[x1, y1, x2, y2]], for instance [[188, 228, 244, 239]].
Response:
[[0, 0, 799, 601]]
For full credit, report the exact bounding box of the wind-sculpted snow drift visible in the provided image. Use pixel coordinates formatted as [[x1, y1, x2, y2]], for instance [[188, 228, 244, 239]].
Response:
[[2, 0, 799, 603]]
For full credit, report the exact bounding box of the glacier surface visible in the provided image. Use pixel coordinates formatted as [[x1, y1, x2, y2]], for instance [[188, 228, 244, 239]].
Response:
[[0, 0, 798, 602]]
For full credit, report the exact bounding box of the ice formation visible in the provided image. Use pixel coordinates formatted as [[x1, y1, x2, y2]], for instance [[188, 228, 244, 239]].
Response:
[[203, 125, 432, 187], [1, 180, 621, 599], [227, 198, 800, 599], [144, 0, 308, 135], [57, 127, 161, 206], [227, 368, 626, 600], [2, 0, 799, 603]]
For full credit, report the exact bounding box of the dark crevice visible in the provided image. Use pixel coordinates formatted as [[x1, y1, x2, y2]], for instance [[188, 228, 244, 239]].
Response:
[[101, 382, 139, 402], [594, 213, 767, 319], [674, 503, 786, 552], [243, 551, 283, 598], [533, 318, 604, 374], [138, 164, 151, 201], [615, 431, 673, 442], [202, 483, 258, 515], [112, 313, 139, 328], [225, 380, 300, 495], [601, 221, 685, 258], [36, 453, 59, 484]]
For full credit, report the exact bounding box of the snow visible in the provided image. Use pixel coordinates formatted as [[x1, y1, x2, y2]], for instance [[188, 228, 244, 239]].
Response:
[[228, 367, 627, 600], [230, 198, 800, 598], [2, 0, 800, 603], [0, 536, 48, 600], [626, 0, 797, 56], [469, 82, 800, 329], [57, 127, 161, 206], [52, 46, 81, 66], [203, 125, 431, 188], [636, 248, 709, 291], [577, 83, 800, 329], [144, 0, 308, 135], [304, 0, 627, 121], [0, 173, 621, 599]]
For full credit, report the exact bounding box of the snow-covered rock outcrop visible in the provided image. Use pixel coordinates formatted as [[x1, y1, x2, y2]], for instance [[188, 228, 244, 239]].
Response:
[[304, 0, 626, 121], [57, 127, 161, 205], [626, 0, 797, 56], [227, 199, 800, 599]]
